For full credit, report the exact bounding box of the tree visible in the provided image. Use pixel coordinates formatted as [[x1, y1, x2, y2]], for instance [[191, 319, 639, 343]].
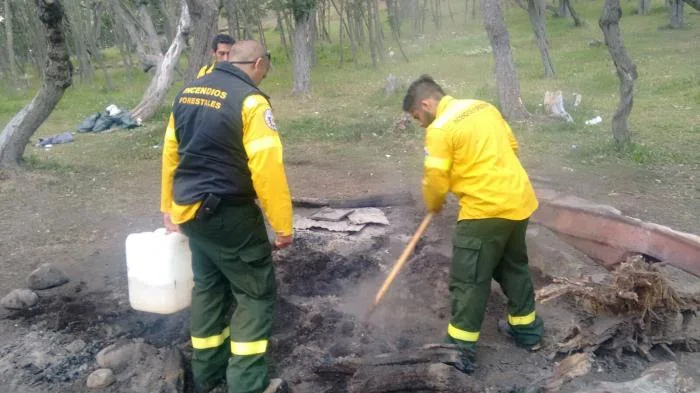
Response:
[[131, 0, 191, 121], [527, 0, 555, 78], [111, 0, 163, 72], [290, 0, 317, 95], [3, 0, 17, 79], [480, 0, 529, 121], [0, 0, 73, 167], [184, 0, 218, 83], [682, 0, 700, 11], [600, 0, 637, 148], [638, 0, 651, 15], [668, 0, 684, 28]]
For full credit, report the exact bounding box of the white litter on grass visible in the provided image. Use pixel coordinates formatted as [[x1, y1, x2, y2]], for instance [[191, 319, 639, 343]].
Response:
[[585, 116, 602, 125]]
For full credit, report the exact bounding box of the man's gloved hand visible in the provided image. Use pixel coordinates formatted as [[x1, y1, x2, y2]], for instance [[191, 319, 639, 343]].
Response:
[[273, 234, 293, 250]]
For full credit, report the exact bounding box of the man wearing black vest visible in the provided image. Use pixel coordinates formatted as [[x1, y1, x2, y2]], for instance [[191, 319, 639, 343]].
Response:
[[160, 40, 292, 393]]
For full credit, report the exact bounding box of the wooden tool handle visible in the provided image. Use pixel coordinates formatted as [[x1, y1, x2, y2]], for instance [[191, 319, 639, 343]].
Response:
[[372, 212, 434, 307]]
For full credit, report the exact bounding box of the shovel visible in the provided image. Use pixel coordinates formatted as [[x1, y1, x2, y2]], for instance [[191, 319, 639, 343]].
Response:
[[363, 212, 434, 323]]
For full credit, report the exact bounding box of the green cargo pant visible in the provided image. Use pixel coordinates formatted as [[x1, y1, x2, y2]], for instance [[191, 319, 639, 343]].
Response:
[[446, 218, 543, 350], [180, 203, 275, 393]]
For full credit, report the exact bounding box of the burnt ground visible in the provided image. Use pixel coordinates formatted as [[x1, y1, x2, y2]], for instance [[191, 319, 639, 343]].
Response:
[[1, 203, 697, 393], [0, 148, 698, 392]]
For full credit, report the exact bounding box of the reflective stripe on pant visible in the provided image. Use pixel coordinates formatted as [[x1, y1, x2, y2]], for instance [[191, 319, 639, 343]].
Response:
[[448, 218, 542, 348], [181, 203, 275, 393]]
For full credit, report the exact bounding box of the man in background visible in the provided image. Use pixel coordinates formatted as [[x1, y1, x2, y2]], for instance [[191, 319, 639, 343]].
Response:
[[197, 33, 235, 78]]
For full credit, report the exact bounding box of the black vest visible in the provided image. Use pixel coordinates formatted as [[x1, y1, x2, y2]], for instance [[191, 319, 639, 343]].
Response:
[[172, 62, 268, 205]]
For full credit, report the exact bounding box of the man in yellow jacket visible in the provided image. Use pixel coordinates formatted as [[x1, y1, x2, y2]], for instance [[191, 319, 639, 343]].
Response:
[[402, 75, 543, 371], [197, 34, 235, 78], [161, 40, 292, 393]]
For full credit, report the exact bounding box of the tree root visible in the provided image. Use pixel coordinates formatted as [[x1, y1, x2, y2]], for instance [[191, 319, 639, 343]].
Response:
[[537, 255, 700, 355]]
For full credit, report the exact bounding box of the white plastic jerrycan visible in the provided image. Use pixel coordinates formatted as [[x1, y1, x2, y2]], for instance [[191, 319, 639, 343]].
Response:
[[125, 228, 193, 314]]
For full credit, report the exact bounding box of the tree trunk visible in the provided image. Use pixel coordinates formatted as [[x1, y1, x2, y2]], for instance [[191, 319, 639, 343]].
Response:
[[137, 0, 162, 55], [563, 0, 582, 26], [276, 10, 291, 60], [131, 0, 190, 121], [111, 0, 161, 72], [638, 0, 651, 14], [480, 0, 530, 121], [0, 0, 73, 168], [527, 0, 555, 78], [4, 0, 17, 78], [184, 0, 218, 83], [599, 0, 637, 148], [223, 0, 239, 39], [682, 0, 700, 11], [556, 0, 571, 17], [366, 0, 378, 68], [668, 0, 684, 28], [292, 6, 315, 96], [387, 0, 409, 62]]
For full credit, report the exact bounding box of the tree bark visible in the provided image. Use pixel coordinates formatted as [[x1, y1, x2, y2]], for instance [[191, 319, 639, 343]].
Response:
[[4, 0, 17, 78], [223, 0, 239, 39], [184, 0, 218, 83], [599, 0, 637, 148], [111, 0, 161, 72], [668, 0, 684, 28], [131, 0, 190, 122], [292, 4, 316, 96], [682, 0, 700, 11], [563, 0, 582, 26], [0, 0, 73, 168], [638, 0, 651, 14], [387, 0, 409, 62], [480, 0, 530, 121], [527, 0, 555, 78]]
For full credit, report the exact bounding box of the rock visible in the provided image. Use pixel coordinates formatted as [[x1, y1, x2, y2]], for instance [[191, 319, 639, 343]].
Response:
[[294, 216, 366, 233], [66, 339, 87, 354], [96, 342, 158, 373], [310, 207, 354, 222], [384, 74, 403, 95], [27, 263, 69, 290], [1, 289, 39, 309], [87, 368, 115, 389], [347, 208, 390, 226], [572, 362, 697, 393]]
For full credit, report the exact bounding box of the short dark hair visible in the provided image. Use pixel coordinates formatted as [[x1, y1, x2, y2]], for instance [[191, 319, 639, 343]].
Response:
[[211, 34, 235, 51], [402, 75, 446, 112]]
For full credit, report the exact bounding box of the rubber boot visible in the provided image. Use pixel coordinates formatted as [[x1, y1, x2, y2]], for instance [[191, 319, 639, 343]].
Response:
[[497, 319, 543, 351], [441, 337, 476, 374]]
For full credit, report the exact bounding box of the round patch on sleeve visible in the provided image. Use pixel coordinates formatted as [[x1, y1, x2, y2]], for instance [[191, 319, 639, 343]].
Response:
[[264, 108, 278, 131]]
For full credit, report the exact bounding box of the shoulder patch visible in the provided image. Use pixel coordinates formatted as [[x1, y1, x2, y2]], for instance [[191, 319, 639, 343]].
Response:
[[264, 108, 278, 131]]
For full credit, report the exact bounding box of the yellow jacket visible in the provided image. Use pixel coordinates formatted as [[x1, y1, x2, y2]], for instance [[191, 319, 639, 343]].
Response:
[[422, 96, 538, 221], [160, 93, 293, 236], [196, 62, 215, 78]]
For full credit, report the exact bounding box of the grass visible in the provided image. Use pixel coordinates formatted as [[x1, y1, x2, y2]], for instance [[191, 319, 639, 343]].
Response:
[[0, 1, 698, 178]]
